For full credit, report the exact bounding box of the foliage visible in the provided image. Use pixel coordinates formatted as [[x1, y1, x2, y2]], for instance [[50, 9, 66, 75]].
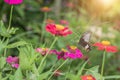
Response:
[[0, 0, 120, 80]]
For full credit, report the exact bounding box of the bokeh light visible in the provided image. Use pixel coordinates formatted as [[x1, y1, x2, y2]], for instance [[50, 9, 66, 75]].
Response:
[[100, 0, 114, 6]]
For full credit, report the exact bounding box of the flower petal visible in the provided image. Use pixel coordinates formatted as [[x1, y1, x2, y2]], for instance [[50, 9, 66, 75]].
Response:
[[4, 0, 23, 5], [106, 46, 118, 53]]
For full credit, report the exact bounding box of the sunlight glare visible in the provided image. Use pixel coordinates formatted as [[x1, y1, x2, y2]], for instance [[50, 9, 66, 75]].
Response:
[[99, 0, 115, 7]]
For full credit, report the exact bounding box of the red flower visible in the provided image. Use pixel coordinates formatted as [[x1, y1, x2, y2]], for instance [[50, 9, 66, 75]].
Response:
[[93, 41, 118, 53], [46, 24, 72, 36], [81, 75, 96, 80]]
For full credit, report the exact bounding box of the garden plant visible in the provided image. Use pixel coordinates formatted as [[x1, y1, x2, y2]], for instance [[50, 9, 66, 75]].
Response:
[[0, 0, 120, 80]]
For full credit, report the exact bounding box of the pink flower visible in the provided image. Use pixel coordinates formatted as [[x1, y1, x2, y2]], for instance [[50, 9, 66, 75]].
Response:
[[53, 50, 69, 60], [67, 47, 83, 59], [6, 56, 19, 69], [36, 48, 53, 56], [6, 56, 19, 64], [52, 48, 69, 60], [67, 46, 83, 59], [12, 57, 19, 63], [4, 0, 23, 5], [52, 46, 83, 60], [46, 24, 72, 36], [6, 56, 13, 64], [12, 63, 19, 68]]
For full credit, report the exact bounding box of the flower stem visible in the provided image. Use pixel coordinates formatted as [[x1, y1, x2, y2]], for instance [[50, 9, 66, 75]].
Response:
[[65, 60, 72, 80], [101, 51, 106, 80], [40, 12, 47, 42], [4, 5, 14, 57], [7, 5, 14, 31], [49, 60, 59, 73], [38, 37, 58, 71], [48, 59, 68, 80]]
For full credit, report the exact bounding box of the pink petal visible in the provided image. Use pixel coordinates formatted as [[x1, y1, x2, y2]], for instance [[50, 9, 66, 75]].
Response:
[[4, 0, 23, 5], [6, 56, 13, 64], [12, 63, 19, 68]]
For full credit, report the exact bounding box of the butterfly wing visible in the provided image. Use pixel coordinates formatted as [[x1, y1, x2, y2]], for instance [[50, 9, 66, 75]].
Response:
[[79, 31, 91, 51]]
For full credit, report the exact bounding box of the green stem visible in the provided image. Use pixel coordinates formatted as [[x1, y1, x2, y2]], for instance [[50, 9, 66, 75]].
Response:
[[48, 59, 68, 80], [49, 60, 59, 73], [65, 60, 72, 80], [101, 51, 106, 80], [38, 37, 58, 71], [40, 12, 47, 42], [7, 5, 14, 31], [4, 39, 9, 56], [104, 75, 120, 79], [4, 5, 14, 57]]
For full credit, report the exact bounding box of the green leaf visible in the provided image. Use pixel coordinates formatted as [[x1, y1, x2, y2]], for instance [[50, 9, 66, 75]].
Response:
[[19, 50, 31, 70], [0, 73, 2, 80], [66, 73, 77, 80], [18, 46, 35, 70], [32, 63, 39, 76], [104, 75, 120, 79], [38, 60, 46, 74], [26, 72, 37, 80], [8, 27, 19, 35], [0, 40, 6, 53], [0, 20, 11, 37], [85, 65, 101, 80], [77, 61, 88, 77], [38, 71, 51, 80], [0, 57, 6, 69], [1, 74, 11, 80], [9, 75, 14, 80], [14, 68, 23, 80], [6, 41, 28, 48], [86, 65, 99, 74]]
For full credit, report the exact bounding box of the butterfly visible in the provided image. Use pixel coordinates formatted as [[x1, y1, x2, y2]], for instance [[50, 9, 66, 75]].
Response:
[[78, 31, 92, 52]]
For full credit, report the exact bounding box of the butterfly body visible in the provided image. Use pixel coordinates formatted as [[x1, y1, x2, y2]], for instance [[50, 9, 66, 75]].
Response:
[[78, 31, 91, 52]]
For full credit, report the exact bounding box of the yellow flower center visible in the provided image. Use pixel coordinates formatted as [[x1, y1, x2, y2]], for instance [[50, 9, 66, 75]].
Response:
[[56, 24, 64, 31], [101, 40, 111, 46], [61, 48, 67, 52], [42, 48, 47, 51], [43, 7, 49, 9], [86, 76, 93, 80], [70, 46, 77, 50]]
